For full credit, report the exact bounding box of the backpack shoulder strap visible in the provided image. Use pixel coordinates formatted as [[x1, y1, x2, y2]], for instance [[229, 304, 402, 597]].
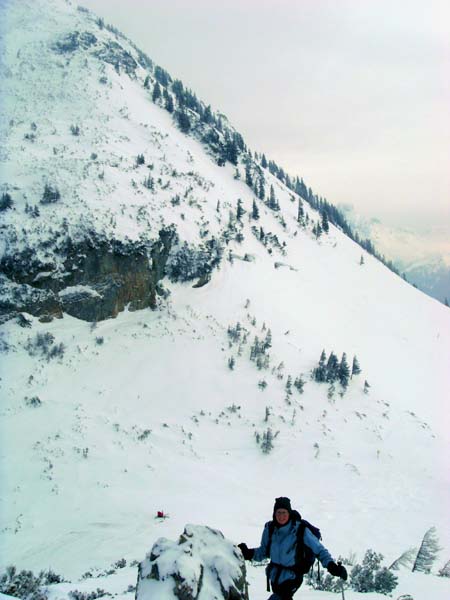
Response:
[[266, 520, 275, 554], [301, 519, 322, 540]]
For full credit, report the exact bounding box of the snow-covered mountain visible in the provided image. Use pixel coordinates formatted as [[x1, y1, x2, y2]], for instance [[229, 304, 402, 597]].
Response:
[[1, 1, 449, 599]]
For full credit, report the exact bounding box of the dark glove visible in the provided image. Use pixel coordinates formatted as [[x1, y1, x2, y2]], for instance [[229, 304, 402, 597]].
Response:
[[238, 543, 254, 560], [327, 561, 347, 581]]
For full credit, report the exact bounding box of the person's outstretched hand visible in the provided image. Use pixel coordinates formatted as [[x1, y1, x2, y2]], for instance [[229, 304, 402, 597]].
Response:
[[327, 561, 348, 580], [238, 543, 254, 560]]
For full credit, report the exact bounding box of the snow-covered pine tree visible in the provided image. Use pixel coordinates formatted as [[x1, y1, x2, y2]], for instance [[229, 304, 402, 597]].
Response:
[[0, 192, 13, 211], [388, 547, 417, 570], [152, 81, 161, 103], [245, 161, 253, 187], [313, 350, 327, 383], [261, 428, 274, 453], [438, 559, 450, 577], [325, 352, 339, 382], [412, 527, 441, 573], [321, 210, 329, 233], [351, 355, 362, 377], [236, 198, 245, 222], [251, 199, 260, 220], [163, 88, 174, 113], [297, 198, 304, 225], [268, 185, 278, 210], [338, 353, 350, 388]]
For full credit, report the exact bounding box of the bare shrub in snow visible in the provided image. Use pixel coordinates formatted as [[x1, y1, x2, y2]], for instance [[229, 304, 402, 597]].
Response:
[[25, 332, 65, 361], [69, 589, 110, 600], [0, 566, 64, 599], [25, 396, 42, 407], [41, 184, 61, 204]]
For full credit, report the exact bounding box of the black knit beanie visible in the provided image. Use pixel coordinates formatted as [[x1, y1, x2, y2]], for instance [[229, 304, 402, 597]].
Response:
[[273, 496, 292, 516]]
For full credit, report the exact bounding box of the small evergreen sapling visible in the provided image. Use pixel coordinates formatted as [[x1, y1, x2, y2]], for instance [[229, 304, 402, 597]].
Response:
[[438, 559, 450, 577], [0, 192, 13, 211], [351, 355, 361, 377]]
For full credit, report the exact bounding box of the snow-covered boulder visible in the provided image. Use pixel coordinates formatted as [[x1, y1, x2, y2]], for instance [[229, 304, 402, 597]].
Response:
[[136, 524, 248, 600]]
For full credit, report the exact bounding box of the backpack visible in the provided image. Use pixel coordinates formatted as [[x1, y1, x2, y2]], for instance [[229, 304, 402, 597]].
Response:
[[266, 509, 321, 575]]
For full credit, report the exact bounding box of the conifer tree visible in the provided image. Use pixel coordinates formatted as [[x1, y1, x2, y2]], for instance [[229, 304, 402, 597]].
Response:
[[258, 173, 265, 201], [268, 185, 278, 210], [263, 329, 272, 351], [251, 199, 260, 220], [152, 81, 161, 103], [388, 547, 417, 570], [245, 162, 253, 187], [338, 352, 350, 388], [321, 211, 329, 233], [236, 199, 245, 222], [0, 192, 13, 211], [143, 75, 150, 89], [202, 105, 213, 124], [412, 527, 441, 573], [438, 559, 450, 577], [176, 109, 191, 133], [261, 154, 268, 168], [313, 222, 322, 239], [313, 350, 327, 382], [326, 352, 339, 382], [351, 355, 362, 378], [285, 375, 293, 396], [297, 198, 304, 224], [364, 380, 370, 394], [261, 428, 274, 453], [163, 88, 174, 113]]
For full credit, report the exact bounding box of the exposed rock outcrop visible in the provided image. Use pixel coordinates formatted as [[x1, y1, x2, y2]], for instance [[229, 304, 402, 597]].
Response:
[[0, 228, 176, 322], [136, 524, 248, 600]]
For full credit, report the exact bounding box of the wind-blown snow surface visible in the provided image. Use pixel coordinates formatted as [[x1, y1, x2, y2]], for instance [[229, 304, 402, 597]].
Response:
[[1, 1, 450, 598]]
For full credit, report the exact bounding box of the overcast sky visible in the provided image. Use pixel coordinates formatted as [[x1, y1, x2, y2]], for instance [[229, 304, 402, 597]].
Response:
[[81, 0, 450, 232]]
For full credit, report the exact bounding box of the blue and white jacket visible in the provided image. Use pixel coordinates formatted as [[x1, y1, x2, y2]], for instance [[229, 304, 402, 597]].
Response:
[[253, 519, 334, 585]]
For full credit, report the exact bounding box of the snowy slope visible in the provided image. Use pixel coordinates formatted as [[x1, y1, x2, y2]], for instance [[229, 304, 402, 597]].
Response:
[[1, 1, 449, 599]]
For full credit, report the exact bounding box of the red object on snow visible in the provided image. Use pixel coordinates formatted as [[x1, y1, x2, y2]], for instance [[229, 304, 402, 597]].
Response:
[[157, 511, 165, 518]]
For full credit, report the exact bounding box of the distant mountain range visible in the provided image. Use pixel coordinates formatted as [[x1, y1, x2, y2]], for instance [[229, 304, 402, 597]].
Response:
[[339, 208, 450, 305]]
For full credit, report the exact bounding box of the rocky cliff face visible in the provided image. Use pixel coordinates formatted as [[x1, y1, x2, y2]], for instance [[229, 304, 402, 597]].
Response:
[[0, 228, 176, 322]]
